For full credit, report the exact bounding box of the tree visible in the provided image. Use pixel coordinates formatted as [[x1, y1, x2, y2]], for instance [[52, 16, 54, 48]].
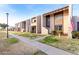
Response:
[[0, 23, 8, 29]]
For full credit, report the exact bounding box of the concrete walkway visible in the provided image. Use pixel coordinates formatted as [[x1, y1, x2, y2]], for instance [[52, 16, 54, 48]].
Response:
[[10, 34, 73, 55]]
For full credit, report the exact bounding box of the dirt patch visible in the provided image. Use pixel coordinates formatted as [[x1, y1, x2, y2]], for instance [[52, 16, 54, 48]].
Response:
[[0, 31, 46, 55], [0, 39, 46, 55], [6, 42, 39, 55]]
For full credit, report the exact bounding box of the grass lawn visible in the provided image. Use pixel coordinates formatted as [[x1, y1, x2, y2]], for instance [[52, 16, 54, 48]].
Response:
[[39, 35, 79, 54], [6, 38, 19, 44], [9, 31, 45, 39]]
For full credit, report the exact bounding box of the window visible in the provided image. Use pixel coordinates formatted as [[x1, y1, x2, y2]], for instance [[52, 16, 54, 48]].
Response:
[[55, 12, 63, 20], [55, 25, 62, 30], [46, 15, 50, 27], [59, 25, 62, 30], [34, 20, 36, 22], [32, 19, 36, 23], [32, 17, 36, 23]]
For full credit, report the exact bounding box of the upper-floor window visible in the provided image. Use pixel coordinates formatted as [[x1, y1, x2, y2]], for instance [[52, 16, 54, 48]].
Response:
[[46, 15, 50, 27], [33, 20, 36, 22], [54, 12, 63, 20], [32, 17, 36, 23]]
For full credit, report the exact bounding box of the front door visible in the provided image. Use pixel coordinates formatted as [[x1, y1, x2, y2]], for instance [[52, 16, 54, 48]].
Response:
[[77, 22, 79, 31], [32, 26, 36, 33]]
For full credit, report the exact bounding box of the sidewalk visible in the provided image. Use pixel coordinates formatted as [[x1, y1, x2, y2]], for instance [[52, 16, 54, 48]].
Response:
[[10, 34, 73, 55]]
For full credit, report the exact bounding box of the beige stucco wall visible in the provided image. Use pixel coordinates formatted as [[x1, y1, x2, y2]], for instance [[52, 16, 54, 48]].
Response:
[[54, 13, 63, 25], [63, 9, 69, 34], [20, 22, 24, 32], [30, 16, 41, 34], [50, 14, 55, 33], [31, 17, 37, 26], [41, 9, 69, 35], [30, 17, 37, 33], [15, 6, 69, 35], [55, 18, 63, 25], [41, 14, 55, 34]]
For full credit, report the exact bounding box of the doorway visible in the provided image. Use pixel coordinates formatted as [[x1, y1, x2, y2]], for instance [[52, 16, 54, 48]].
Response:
[[32, 26, 36, 33], [77, 22, 79, 31]]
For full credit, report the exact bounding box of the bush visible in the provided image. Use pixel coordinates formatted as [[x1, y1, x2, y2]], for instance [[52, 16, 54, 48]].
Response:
[[72, 31, 79, 39], [51, 31, 57, 35], [41, 36, 59, 44], [51, 30, 63, 35], [6, 38, 19, 44]]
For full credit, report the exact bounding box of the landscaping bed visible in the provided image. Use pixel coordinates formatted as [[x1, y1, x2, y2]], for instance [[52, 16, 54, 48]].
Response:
[[39, 36, 79, 54], [72, 31, 79, 39]]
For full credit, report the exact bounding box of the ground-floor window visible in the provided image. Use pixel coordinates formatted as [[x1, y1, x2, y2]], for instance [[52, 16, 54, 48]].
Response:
[[55, 25, 62, 30]]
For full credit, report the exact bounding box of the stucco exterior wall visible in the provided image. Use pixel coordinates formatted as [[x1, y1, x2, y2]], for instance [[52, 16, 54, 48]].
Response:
[[50, 14, 54, 33], [63, 9, 69, 34], [15, 6, 69, 35], [37, 16, 41, 33], [30, 16, 41, 34], [31, 17, 37, 26], [54, 13, 63, 25], [20, 22, 24, 32], [41, 9, 69, 34], [26, 20, 30, 32], [30, 17, 37, 33]]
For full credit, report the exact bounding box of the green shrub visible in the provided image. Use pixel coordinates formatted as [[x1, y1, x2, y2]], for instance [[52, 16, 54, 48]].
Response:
[[51, 30, 63, 36], [41, 36, 59, 44], [6, 38, 19, 44], [72, 31, 79, 39], [51, 31, 57, 35]]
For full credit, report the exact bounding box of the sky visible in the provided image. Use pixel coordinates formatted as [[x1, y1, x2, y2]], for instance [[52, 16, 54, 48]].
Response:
[[0, 4, 79, 26], [73, 4, 79, 16]]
